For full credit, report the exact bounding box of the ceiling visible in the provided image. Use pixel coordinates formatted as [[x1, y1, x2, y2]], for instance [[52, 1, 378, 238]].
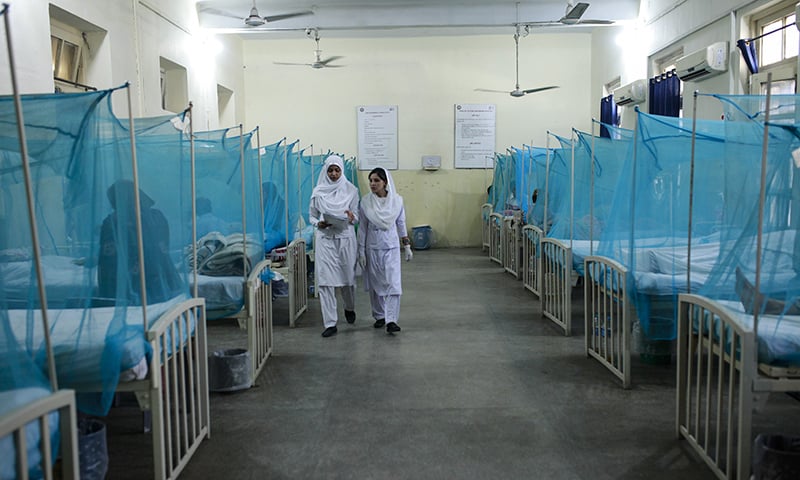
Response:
[[196, 0, 641, 38]]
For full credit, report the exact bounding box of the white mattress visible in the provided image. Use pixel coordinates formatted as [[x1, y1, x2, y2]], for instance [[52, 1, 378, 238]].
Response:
[[1, 255, 243, 316], [709, 300, 800, 367], [0, 387, 59, 480], [7, 295, 187, 386]]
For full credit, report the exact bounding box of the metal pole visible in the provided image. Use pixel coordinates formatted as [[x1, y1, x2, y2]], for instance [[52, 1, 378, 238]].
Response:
[[590, 120, 596, 255], [2, 3, 58, 390], [239, 125, 247, 277], [126, 86, 148, 329], [284, 140, 290, 247], [544, 132, 551, 236], [189, 104, 198, 298], [257, 127, 264, 254], [754, 73, 773, 335], [687, 91, 699, 294]]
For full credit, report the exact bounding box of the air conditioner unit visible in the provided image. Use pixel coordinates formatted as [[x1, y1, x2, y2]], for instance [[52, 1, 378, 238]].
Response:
[[612, 79, 647, 106], [675, 41, 728, 82]]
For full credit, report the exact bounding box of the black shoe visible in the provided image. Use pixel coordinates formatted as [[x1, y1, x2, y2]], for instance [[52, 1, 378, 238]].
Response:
[[386, 322, 401, 333], [373, 319, 385, 328], [322, 326, 338, 338], [345, 310, 356, 324]]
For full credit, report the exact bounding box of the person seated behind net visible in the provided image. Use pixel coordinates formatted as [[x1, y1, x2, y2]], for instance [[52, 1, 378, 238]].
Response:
[[196, 196, 231, 238], [97, 180, 183, 304]]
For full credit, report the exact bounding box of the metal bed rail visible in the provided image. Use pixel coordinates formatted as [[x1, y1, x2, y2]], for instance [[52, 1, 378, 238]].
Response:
[[584, 256, 631, 388], [0, 389, 80, 480], [540, 238, 573, 335], [522, 225, 543, 298], [489, 213, 503, 265], [246, 258, 274, 383], [502, 215, 522, 279], [481, 203, 492, 252]]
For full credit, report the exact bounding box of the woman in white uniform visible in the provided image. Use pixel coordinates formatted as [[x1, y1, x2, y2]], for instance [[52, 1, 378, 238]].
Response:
[[358, 167, 413, 334], [309, 155, 360, 338]]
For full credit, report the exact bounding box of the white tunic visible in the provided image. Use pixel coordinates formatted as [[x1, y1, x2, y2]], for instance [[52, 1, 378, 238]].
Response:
[[310, 194, 359, 287], [358, 204, 406, 296]]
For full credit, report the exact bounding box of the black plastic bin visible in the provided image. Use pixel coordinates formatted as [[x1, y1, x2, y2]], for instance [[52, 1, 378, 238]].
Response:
[[753, 434, 800, 479], [208, 348, 251, 392], [78, 418, 108, 480]]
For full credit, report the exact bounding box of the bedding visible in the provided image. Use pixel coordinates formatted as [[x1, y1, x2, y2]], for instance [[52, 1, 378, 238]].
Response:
[[0, 387, 59, 480], [7, 295, 187, 386]]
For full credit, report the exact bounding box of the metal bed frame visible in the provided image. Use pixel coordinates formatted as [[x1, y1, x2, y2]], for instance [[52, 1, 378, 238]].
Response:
[[540, 237, 574, 336], [0, 389, 80, 479], [675, 294, 800, 480], [522, 225, 544, 297], [481, 203, 492, 252], [270, 237, 309, 328], [584, 255, 631, 388], [120, 297, 210, 480], [489, 213, 503, 265], [502, 214, 523, 279]]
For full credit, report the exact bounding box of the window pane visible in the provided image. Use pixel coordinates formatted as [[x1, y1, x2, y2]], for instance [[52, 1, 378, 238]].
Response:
[[56, 40, 78, 80], [762, 19, 783, 66], [50, 36, 60, 74], [786, 14, 799, 58]]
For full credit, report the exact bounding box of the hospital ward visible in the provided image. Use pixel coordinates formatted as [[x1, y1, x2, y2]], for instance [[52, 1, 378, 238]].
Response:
[[3, 0, 800, 479]]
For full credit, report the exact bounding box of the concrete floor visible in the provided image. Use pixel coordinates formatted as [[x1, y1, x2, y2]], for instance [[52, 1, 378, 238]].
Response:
[[103, 248, 800, 479]]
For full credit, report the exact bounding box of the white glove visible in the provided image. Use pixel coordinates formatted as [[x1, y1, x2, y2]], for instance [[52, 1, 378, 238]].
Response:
[[404, 245, 413, 262], [358, 255, 366, 269]]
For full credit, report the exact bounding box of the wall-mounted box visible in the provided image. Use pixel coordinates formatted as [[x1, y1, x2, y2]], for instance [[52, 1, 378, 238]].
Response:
[[422, 155, 441, 170]]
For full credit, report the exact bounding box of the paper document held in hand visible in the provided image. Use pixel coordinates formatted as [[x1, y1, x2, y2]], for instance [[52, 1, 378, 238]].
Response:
[[323, 213, 349, 231]]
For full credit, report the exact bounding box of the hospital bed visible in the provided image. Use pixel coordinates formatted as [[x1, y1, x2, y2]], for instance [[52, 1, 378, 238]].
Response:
[[675, 294, 800, 480], [582, 237, 721, 387], [8, 296, 210, 480]]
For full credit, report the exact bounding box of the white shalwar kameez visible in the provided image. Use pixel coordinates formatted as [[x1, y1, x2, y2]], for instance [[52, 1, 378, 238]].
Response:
[[358, 169, 407, 326], [309, 156, 360, 328]]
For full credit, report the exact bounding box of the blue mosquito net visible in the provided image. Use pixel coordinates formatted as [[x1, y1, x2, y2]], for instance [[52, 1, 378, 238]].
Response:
[[0, 86, 192, 415], [261, 139, 299, 252], [596, 109, 727, 340], [0, 125, 61, 480], [541, 136, 572, 236], [193, 127, 264, 319], [522, 146, 550, 227], [695, 94, 800, 366]]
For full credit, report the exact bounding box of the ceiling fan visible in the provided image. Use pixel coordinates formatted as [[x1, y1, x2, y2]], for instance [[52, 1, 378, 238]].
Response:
[[274, 28, 345, 69], [197, 0, 313, 28], [475, 25, 558, 98], [524, 2, 613, 27]]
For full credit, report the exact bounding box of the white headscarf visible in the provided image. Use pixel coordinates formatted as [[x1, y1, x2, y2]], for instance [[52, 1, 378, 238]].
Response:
[[310, 155, 358, 215], [361, 167, 404, 231]]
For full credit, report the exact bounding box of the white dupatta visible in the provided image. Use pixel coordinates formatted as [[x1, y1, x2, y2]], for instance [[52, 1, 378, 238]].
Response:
[[361, 167, 403, 231]]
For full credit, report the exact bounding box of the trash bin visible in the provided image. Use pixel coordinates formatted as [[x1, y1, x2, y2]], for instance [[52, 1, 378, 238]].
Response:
[[753, 434, 800, 479], [78, 418, 108, 480], [208, 348, 251, 392], [411, 225, 433, 250]]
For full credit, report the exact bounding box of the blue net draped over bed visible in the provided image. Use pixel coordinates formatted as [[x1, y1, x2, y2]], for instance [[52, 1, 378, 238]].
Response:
[[521, 146, 549, 227], [0, 136, 60, 480], [596, 110, 727, 340], [193, 127, 264, 318], [0, 87, 192, 415], [696, 94, 800, 366], [261, 139, 299, 252], [540, 138, 572, 235]]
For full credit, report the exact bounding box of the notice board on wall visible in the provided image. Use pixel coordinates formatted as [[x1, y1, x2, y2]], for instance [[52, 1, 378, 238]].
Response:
[[454, 104, 495, 169], [357, 105, 398, 170]]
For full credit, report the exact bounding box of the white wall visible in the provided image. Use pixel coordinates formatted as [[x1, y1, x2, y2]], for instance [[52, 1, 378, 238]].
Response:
[[0, 0, 245, 129], [243, 33, 592, 246]]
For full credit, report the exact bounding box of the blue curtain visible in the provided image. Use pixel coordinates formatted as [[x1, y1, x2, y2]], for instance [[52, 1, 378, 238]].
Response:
[[599, 94, 619, 138], [648, 70, 681, 117]]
